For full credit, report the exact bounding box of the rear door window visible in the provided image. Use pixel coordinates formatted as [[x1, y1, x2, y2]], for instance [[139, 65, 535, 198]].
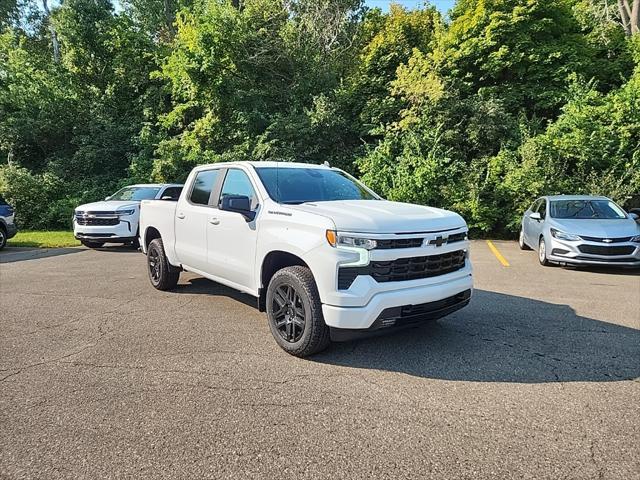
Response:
[[190, 170, 219, 206]]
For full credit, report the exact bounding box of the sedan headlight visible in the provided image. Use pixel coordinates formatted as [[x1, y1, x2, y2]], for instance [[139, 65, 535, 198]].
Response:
[[631, 235, 640, 242], [326, 230, 377, 250], [550, 228, 581, 241]]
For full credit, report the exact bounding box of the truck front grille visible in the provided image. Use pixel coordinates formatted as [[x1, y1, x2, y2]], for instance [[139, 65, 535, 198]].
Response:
[[338, 250, 466, 289]]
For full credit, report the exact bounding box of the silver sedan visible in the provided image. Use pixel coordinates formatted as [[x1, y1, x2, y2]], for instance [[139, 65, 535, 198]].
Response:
[[519, 195, 640, 267]]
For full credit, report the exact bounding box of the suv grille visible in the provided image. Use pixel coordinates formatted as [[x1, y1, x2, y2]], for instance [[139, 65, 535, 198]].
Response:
[[338, 250, 466, 289], [76, 217, 119, 226], [577, 245, 635, 256]]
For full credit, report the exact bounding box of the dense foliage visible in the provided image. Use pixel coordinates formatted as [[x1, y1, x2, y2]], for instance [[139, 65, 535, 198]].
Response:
[[0, 0, 638, 234]]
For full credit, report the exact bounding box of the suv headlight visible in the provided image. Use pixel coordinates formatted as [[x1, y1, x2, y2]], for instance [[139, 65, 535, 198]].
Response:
[[550, 228, 581, 241], [326, 230, 377, 250]]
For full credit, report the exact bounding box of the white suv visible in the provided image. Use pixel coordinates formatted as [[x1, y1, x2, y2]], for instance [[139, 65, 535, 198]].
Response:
[[74, 184, 182, 248], [139, 162, 472, 356]]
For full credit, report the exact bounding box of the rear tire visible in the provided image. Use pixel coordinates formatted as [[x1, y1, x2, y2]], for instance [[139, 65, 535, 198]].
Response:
[[519, 229, 531, 250], [0, 226, 6, 250], [147, 238, 180, 290], [538, 237, 550, 266], [81, 240, 104, 249], [266, 266, 330, 357]]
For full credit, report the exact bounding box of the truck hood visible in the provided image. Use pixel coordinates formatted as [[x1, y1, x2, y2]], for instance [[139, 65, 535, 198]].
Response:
[[290, 200, 466, 233], [75, 201, 140, 212], [550, 218, 640, 238]]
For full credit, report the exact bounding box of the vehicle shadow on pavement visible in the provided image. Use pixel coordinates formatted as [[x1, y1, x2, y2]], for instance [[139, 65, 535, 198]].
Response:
[[312, 289, 640, 383], [175, 277, 258, 309], [0, 247, 85, 264]]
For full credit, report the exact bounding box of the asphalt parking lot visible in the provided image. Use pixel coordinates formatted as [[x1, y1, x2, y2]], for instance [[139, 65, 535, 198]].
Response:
[[1, 241, 638, 479]]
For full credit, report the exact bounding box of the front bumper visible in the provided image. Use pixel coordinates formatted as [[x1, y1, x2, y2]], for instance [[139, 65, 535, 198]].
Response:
[[73, 217, 138, 243], [5, 222, 17, 239], [321, 271, 473, 330], [329, 289, 471, 341], [547, 236, 640, 267]]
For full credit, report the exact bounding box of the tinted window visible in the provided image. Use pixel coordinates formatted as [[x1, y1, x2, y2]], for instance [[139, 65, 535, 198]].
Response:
[[530, 199, 541, 212], [190, 170, 219, 205], [161, 187, 182, 201], [255, 167, 378, 204], [110, 186, 161, 201], [538, 199, 547, 218], [220, 169, 257, 208], [550, 199, 627, 219]]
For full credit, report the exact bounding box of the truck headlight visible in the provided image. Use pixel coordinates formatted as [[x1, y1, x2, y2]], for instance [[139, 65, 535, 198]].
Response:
[[631, 235, 640, 242], [117, 209, 135, 216], [550, 228, 581, 241], [326, 230, 377, 250]]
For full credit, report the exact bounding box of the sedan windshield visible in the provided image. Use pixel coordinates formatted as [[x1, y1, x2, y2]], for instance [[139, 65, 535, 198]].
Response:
[[255, 167, 378, 204], [550, 200, 627, 219], [109, 186, 160, 201]]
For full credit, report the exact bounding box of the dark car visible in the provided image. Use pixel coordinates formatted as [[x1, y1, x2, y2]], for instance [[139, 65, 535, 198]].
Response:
[[0, 195, 18, 249]]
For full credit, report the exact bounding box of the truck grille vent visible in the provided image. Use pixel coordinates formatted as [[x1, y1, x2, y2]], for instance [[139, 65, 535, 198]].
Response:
[[338, 250, 466, 289]]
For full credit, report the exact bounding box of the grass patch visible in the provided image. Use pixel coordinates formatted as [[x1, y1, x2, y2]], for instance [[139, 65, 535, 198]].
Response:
[[7, 230, 80, 248]]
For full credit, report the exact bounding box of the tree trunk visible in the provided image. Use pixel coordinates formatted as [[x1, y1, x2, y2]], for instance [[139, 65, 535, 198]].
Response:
[[42, 0, 60, 62], [631, 0, 640, 34], [163, 0, 176, 39]]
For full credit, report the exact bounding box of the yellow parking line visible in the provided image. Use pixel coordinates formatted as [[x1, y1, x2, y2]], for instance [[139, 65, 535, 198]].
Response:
[[486, 240, 510, 267]]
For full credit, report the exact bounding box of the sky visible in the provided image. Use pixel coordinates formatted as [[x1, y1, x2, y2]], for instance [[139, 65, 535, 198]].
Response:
[[364, 0, 456, 12]]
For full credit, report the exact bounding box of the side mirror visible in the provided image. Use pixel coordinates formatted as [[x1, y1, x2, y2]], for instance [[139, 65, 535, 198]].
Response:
[[630, 212, 639, 222], [220, 195, 256, 222], [529, 212, 542, 221]]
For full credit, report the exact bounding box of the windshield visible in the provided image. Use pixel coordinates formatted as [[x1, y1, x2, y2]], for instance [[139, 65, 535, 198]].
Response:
[[550, 199, 627, 219], [255, 167, 378, 204], [109, 186, 161, 201]]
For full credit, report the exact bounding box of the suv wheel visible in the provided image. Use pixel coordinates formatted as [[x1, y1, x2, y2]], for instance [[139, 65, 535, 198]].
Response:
[[538, 237, 550, 266], [519, 229, 531, 250], [81, 240, 104, 249], [266, 266, 330, 357], [147, 238, 180, 290], [0, 226, 6, 250]]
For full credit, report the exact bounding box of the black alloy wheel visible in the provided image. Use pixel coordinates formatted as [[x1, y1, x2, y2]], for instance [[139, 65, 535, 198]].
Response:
[[271, 284, 307, 343]]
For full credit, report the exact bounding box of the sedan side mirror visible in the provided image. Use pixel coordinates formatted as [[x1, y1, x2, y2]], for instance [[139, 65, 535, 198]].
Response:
[[220, 195, 256, 222], [529, 212, 542, 221], [630, 212, 639, 222]]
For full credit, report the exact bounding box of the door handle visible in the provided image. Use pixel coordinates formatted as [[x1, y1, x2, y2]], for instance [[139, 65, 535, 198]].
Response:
[[209, 218, 220, 225], [177, 213, 186, 219]]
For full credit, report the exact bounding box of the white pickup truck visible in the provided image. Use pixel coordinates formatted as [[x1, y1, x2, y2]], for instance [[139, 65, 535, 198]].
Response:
[[139, 162, 472, 357]]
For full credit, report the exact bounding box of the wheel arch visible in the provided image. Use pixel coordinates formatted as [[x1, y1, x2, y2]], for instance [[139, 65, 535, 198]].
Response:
[[144, 226, 162, 250], [259, 250, 310, 312]]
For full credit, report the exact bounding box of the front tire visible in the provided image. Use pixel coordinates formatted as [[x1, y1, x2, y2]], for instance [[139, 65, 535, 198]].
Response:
[[147, 238, 180, 290], [0, 226, 7, 250], [538, 237, 550, 266], [519, 229, 531, 250], [266, 266, 330, 357], [81, 240, 104, 249]]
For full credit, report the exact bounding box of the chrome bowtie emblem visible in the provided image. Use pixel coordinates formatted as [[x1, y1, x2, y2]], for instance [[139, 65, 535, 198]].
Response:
[[602, 238, 613, 243]]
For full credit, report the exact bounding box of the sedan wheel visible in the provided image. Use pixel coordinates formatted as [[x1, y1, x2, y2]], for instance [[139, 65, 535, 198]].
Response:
[[538, 237, 550, 266], [519, 229, 531, 250]]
